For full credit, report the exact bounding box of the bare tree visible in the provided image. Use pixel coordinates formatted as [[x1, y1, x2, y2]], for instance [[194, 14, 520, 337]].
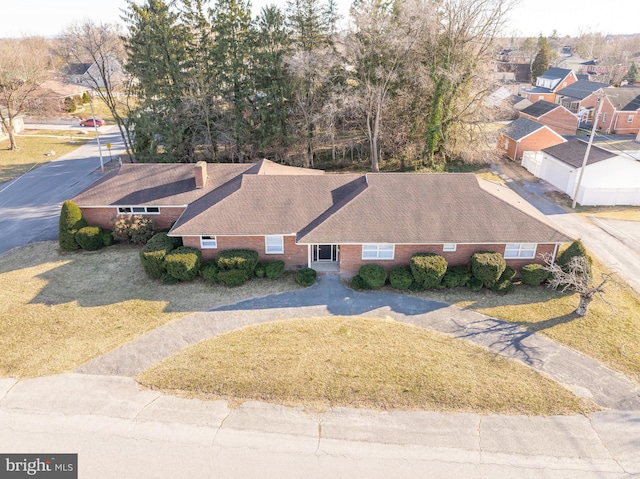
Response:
[[544, 254, 608, 317], [58, 21, 136, 162], [0, 37, 50, 150]]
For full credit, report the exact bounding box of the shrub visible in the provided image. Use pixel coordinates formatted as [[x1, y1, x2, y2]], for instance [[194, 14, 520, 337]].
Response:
[[217, 269, 250, 287], [350, 274, 367, 291], [81, 92, 90, 104], [557, 240, 591, 273], [491, 266, 516, 294], [470, 251, 506, 288], [59, 200, 87, 251], [164, 247, 202, 281], [442, 266, 472, 288], [75, 226, 104, 251], [64, 97, 76, 113], [101, 229, 114, 247], [521, 264, 551, 286], [357, 264, 387, 289], [200, 261, 220, 283], [410, 253, 448, 289], [139, 232, 177, 279], [389, 266, 413, 290], [265, 260, 285, 280], [296, 268, 317, 287], [254, 262, 267, 278], [468, 277, 484, 292], [113, 215, 155, 245], [216, 249, 259, 275]]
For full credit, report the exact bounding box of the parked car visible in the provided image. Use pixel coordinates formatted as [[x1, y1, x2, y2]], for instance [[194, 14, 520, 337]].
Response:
[[80, 118, 106, 127]]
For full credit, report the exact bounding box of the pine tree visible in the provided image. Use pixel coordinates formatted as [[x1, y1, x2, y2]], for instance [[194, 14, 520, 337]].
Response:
[[626, 62, 639, 84], [59, 200, 87, 251], [531, 37, 551, 84]]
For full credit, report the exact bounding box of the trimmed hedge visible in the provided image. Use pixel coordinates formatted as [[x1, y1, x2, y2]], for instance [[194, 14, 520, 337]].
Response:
[[357, 264, 387, 289], [200, 261, 220, 283], [491, 266, 516, 294], [59, 200, 87, 251], [101, 229, 114, 247], [442, 266, 471, 288], [164, 247, 202, 281], [217, 269, 250, 287], [75, 226, 104, 251], [216, 249, 259, 275], [470, 252, 506, 288], [265, 260, 285, 279], [389, 265, 413, 290], [410, 253, 448, 289], [296, 267, 317, 287], [521, 264, 550, 286], [254, 262, 267, 278], [468, 277, 483, 292], [139, 232, 178, 279], [557, 240, 592, 273]]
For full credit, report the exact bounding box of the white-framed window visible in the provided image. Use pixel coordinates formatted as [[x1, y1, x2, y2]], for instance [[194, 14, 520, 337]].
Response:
[[117, 206, 160, 214], [443, 243, 457, 252], [602, 112, 607, 124], [200, 236, 217, 249], [628, 115, 634, 123], [362, 244, 394, 260], [265, 235, 284, 254], [504, 243, 537, 259]]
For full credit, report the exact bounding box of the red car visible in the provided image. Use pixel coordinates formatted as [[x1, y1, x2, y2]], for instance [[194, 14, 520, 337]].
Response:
[[80, 118, 106, 127]]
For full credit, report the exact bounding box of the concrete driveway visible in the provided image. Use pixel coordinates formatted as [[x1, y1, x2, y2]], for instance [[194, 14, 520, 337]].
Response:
[[0, 126, 125, 256]]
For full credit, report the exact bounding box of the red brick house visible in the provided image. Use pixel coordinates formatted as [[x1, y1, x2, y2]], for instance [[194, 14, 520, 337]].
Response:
[[520, 67, 578, 103], [497, 117, 566, 161], [519, 100, 579, 135], [71, 160, 571, 277], [581, 87, 640, 135]]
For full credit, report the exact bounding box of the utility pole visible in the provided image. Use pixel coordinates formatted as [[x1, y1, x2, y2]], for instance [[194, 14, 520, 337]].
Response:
[[572, 92, 605, 209], [89, 96, 105, 174]]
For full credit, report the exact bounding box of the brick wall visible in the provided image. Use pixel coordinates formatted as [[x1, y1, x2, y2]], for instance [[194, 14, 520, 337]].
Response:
[[182, 235, 308, 267], [611, 111, 640, 134], [500, 129, 565, 161], [80, 206, 186, 230], [338, 243, 558, 278], [521, 109, 578, 136]]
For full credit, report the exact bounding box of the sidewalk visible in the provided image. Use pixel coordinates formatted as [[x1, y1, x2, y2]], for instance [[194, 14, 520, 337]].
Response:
[[77, 275, 640, 411]]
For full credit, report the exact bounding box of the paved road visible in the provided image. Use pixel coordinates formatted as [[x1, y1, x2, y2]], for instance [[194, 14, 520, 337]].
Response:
[[0, 126, 124, 256]]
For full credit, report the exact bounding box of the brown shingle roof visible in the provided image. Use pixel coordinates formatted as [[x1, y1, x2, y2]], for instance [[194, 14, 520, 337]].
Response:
[[542, 139, 617, 168]]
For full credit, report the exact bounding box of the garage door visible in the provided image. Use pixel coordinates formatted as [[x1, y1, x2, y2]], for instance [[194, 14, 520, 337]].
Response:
[[541, 157, 573, 194]]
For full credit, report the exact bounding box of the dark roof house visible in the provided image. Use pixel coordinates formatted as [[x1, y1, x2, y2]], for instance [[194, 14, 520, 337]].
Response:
[[519, 100, 579, 135]]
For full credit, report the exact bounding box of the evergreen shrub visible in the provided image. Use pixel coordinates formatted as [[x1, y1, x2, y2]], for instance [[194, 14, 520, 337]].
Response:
[[468, 277, 484, 292], [442, 266, 471, 288], [101, 229, 114, 247], [200, 261, 220, 283], [296, 268, 317, 287], [265, 260, 285, 279], [521, 264, 550, 286], [357, 264, 387, 289], [216, 249, 259, 275], [389, 265, 413, 290], [254, 262, 267, 278], [139, 232, 177, 279], [217, 269, 250, 287], [164, 247, 202, 281], [491, 266, 516, 294], [470, 252, 506, 288], [59, 200, 87, 251], [75, 226, 104, 251], [557, 240, 591, 273], [410, 253, 448, 289]]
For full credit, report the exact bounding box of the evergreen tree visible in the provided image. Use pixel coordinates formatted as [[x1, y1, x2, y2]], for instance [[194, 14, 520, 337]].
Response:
[[59, 200, 87, 251], [626, 62, 639, 84], [531, 37, 551, 84]]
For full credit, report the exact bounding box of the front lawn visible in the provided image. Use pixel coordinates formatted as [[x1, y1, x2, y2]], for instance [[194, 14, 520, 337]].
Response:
[[0, 242, 301, 378], [138, 316, 596, 415]]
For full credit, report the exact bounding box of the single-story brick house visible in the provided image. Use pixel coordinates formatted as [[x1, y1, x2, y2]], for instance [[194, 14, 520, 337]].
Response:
[[71, 159, 571, 277], [519, 100, 579, 135], [497, 117, 566, 161]]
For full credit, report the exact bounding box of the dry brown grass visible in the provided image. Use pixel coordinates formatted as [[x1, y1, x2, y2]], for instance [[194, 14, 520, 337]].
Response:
[[578, 207, 640, 222], [0, 242, 301, 378], [138, 316, 596, 415], [409, 256, 640, 385]]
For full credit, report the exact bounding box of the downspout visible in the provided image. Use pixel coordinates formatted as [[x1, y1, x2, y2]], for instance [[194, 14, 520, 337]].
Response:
[[551, 243, 559, 264], [513, 140, 519, 162]]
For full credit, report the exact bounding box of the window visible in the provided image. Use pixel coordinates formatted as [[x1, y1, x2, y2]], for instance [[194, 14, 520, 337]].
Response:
[[265, 235, 284, 254], [504, 243, 537, 259], [362, 244, 394, 260], [443, 243, 457, 252], [628, 115, 635, 123], [602, 112, 607, 124], [200, 236, 217, 249], [117, 206, 160, 214]]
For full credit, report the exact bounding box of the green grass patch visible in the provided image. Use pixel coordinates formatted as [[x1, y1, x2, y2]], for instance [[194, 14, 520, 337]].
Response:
[[138, 317, 596, 415]]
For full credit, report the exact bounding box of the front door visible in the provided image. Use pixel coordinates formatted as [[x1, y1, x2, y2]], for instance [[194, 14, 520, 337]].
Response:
[[313, 244, 337, 262]]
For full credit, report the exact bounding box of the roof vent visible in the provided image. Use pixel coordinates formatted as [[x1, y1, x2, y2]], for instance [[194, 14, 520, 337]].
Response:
[[194, 161, 207, 189]]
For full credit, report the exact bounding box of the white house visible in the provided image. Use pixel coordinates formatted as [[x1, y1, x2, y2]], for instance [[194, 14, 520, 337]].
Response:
[[522, 139, 640, 206]]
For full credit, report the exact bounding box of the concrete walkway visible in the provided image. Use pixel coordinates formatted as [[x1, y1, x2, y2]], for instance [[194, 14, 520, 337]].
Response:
[[77, 275, 640, 411]]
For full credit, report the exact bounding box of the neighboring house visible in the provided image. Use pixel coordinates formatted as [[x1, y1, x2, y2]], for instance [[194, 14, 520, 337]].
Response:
[[24, 80, 89, 115], [64, 57, 125, 89], [519, 100, 579, 135], [71, 159, 571, 276], [497, 117, 565, 161], [495, 48, 532, 83], [556, 55, 589, 73], [520, 67, 578, 103], [522, 139, 640, 206], [580, 87, 640, 135], [485, 87, 530, 119], [555, 80, 610, 114], [0, 106, 25, 139]]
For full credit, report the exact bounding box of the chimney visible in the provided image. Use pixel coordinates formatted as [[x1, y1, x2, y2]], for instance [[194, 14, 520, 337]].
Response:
[[194, 161, 207, 189]]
